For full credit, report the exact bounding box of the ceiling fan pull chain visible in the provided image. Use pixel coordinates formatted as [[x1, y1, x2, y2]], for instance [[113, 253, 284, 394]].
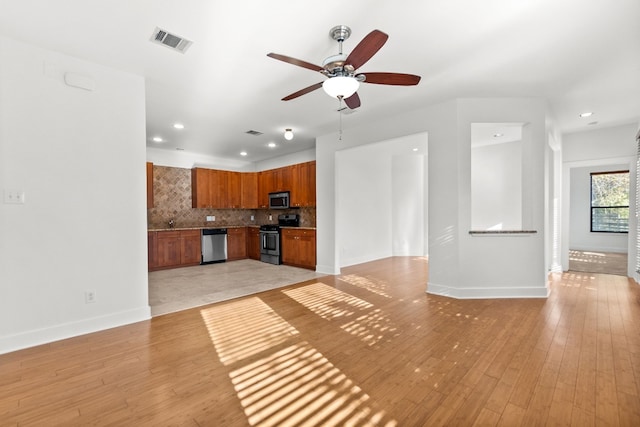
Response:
[[338, 96, 343, 140]]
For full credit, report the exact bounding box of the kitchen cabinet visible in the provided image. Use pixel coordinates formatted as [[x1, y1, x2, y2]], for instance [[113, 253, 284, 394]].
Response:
[[258, 169, 275, 208], [191, 168, 211, 208], [227, 171, 242, 208], [258, 166, 292, 208], [247, 226, 261, 260], [148, 231, 158, 269], [241, 172, 258, 209], [181, 230, 202, 265], [274, 166, 292, 193], [291, 161, 316, 207], [194, 162, 314, 209], [193, 168, 244, 209], [149, 229, 201, 271], [281, 228, 316, 270], [209, 169, 227, 208], [146, 162, 154, 208], [227, 227, 247, 260]]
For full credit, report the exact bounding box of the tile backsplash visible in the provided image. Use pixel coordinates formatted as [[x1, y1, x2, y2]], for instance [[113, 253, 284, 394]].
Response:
[[147, 165, 316, 229]]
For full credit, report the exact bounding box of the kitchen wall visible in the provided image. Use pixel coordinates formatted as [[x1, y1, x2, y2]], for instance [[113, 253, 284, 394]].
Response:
[[147, 165, 316, 229]]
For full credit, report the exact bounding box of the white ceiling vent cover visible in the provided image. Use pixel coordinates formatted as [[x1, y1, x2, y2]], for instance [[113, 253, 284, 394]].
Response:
[[150, 27, 193, 53]]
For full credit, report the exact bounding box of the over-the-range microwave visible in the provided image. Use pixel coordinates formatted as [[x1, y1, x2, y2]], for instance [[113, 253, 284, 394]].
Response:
[[269, 191, 290, 209]]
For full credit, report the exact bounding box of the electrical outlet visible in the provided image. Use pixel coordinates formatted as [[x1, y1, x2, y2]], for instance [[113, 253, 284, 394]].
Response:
[[269, 215, 272, 221], [85, 290, 96, 304], [206, 215, 216, 221], [3, 190, 25, 204], [250, 215, 255, 221]]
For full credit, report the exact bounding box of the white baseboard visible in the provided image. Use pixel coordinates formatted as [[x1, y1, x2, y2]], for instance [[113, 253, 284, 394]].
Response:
[[0, 306, 151, 355], [426, 282, 549, 299]]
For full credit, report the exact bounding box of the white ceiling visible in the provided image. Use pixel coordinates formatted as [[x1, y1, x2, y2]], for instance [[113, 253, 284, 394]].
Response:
[[1, 0, 638, 162]]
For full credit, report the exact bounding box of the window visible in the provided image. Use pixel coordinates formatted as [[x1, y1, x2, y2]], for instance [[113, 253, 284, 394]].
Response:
[[590, 170, 629, 233]]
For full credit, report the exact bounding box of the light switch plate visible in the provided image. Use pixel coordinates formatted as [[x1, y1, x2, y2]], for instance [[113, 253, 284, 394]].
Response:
[[4, 190, 25, 204]]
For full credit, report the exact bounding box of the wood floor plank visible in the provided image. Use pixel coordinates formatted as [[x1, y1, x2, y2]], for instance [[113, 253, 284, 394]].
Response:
[[1, 257, 639, 426]]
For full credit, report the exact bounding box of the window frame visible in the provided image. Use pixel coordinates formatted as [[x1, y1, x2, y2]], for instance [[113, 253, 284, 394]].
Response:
[[590, 170, 630, 234]]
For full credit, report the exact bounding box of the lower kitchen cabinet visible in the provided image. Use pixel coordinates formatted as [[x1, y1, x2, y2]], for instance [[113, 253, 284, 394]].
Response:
[[149, 229, 201, 271], [227, 227, 247, 261], [281, 228, 316, 270], [247, 227, 261, 260]]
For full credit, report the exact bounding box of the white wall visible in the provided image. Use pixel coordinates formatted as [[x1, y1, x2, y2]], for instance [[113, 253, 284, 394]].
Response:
[[471, 140, 522, 230], [392, 154, 426, 256], [317, 98, 550, 298], [569, 165, 629, 253], [147, 146, 315, 172], [335, 135, 426, 267], [0, 36, 150, 354], [561, 123, 638, 274], [147, 146, 254, 171]]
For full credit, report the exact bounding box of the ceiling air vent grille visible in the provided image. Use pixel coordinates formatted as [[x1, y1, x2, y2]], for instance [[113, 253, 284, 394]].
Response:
[[245, 130, 263, 136], [150, 27, 193, 53]]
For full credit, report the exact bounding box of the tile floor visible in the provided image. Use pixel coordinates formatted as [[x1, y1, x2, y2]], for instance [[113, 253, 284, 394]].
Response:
[[149, 259, 324, 316]]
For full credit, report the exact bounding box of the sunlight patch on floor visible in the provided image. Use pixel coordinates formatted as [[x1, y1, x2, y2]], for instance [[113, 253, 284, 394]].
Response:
[[201, 297, 299, 365]]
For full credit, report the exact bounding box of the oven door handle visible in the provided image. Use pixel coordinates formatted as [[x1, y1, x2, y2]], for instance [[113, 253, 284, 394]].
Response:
[[263, 234, 266, 248]]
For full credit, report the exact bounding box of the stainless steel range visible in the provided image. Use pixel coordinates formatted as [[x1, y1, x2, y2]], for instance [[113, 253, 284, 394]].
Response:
[[259, 214, 299, 265]]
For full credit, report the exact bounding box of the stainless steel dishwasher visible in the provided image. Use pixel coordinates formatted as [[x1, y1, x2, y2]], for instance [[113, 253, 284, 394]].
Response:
[[201, 228, 227, 264]]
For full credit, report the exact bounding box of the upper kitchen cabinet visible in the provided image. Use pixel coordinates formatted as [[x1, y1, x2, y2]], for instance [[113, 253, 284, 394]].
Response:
[[291, 161, 316, 207], [192, 168, 237, 209], [241, 172, 258, 209], [227, 171, 242, 208], [146, 162, 154, 208], [258, 170, 274, 208], [258, 166, 292, 208], [192, 167, 212, 208]]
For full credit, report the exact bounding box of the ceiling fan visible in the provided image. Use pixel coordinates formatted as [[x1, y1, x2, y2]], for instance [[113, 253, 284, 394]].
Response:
[[267, 25, 421, 109]]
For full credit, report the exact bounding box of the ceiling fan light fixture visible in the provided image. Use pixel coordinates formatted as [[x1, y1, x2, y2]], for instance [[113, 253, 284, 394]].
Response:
[[284, 128, 294, 140], [322, 76, 359, 99]]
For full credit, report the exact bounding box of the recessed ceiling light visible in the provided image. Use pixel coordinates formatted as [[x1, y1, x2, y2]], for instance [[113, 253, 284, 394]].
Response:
[[579, 112, 594, 118], [493, 133, 504, 138], [152, 136, 163, 142], [240, 151, 248, 156], [412, 148, 418, 152], [173, 123, 184, 129], [268, 142, 277, 148]]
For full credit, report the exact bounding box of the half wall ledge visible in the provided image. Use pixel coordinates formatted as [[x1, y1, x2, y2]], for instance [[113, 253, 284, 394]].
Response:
[[469, 230, 537, 236]]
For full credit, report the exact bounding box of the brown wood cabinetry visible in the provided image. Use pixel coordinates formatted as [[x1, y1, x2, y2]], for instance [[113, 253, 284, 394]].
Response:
[[194, 162, 315, 209], [281, 228, 316, 270], [180, 230, 202, 265], [149, 229, 201, 271], [258, 169, 274, 208], [226, 227, 247, 261], [226, 171, 242, 208], [148, 230, 158, 269], [290, 161, 316, 207], [191, 168, 211, 208], [241, 172, 258, 209], [146, 162, 154, 208], [247, 227, 261, 260]]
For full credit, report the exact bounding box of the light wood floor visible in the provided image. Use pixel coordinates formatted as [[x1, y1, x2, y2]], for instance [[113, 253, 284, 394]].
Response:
[[1, 257, 639, 426]]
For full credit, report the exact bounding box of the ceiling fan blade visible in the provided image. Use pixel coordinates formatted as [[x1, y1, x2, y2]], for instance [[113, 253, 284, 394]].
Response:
[[344, 92, 361, 109], [267, 53, 324, 73], [345, 30, 389, 70], [282, 82, 324, 101], [360, 72, 421, 85]]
